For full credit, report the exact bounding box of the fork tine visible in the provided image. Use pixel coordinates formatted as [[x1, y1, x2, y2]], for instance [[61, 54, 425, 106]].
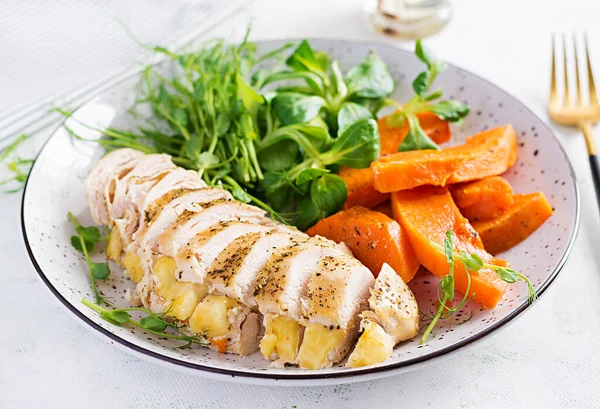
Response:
[[562, 33, 571, 106], [551, 33, 559, 106], [584, 32, 599, 106], [573, 34, 583, 106]]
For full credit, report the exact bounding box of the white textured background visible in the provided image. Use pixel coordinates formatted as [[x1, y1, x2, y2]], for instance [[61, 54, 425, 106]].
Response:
[[1, 0, 600, 408]]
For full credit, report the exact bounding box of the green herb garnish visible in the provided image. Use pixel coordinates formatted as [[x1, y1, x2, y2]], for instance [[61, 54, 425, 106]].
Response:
[[386, 40, 469, 152], [421, 230, 537, 343], [68, 212, 111, 306], [0, 134, 34, 193], [61, 35, 389, 229], [81, 299, 209, 349]]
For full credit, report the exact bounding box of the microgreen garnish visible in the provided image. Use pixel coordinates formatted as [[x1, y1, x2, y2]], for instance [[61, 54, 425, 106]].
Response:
[[420, 231, 472, 343], [421, 230, 538, 343], [68, 212, 112, 306], [0, 134, 34, 193], [386, 40, 469, 152], [81, 299, 209, 349], [61, 35, 390, 230]]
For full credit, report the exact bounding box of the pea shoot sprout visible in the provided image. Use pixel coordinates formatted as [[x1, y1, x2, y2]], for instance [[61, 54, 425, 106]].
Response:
[[421, 230, 537, 343]]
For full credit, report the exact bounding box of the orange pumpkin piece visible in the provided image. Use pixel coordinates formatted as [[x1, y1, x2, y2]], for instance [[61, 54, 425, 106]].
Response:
[[373, 125, 518, 193], [472, 192, 553, 255], [372, 200, 394, 218], [391, 186, 508, 309], [450, 176, 514, 222], [379, 111, 451, 156], [306, 206, 420, 282], [339, 167, 388, 210], [340, 113, 452, 209]]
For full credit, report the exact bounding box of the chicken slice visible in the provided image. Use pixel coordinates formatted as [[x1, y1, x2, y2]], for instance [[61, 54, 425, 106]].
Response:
[[368, 263, 419, 342], [108, 154, 176, 225], [141, 168, 207, 213], [128, 189, 234, 310], [346, 263, 419, 368], [109, 155, 177, 246], [107, 188, 227, 279], [296, 255, 374, 369], [254, 236, 347, 320], [205, 227, 302, 306], [115, 168, 207, 255], [157, 199, 268, 257], [175, 221, 272, 284], [136, 187, 233, 256], [85, 148, 144, 225], [254, 236, 352, 366]]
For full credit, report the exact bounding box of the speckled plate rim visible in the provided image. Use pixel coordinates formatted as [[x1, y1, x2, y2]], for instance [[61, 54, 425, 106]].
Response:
[[21, 38, 580, 385]]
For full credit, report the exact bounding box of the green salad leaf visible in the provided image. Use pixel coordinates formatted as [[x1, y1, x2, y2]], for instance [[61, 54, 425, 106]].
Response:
[[337, 102, 373, 135], [273, 93, 326, 125], [286, 40, 329, 73], [398, 115, 440, 152], [383, 39, 469, 153], [310, 174, 348, 214], [322, 118, 380, 168], [346, 50, 395, 99]]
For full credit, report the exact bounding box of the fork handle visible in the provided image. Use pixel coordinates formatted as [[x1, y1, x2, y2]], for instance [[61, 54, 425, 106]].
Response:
[[580, 122, 600, 208], [590, 155, 600, 207]]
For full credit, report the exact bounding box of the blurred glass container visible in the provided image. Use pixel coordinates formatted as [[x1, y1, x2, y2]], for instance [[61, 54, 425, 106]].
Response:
[[365, 0, 451, 39]]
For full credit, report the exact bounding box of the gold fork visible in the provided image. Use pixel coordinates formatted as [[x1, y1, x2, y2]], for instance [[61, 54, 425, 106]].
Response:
[[549, 33, 600, 206]]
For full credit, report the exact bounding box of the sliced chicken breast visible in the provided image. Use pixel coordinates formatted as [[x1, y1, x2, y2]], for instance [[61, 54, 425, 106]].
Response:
[[254, 236, 353, 366], [133, 189, 235, 309], [157, 199, 268, 257], [124, 168, 206, 242], [141, 168, 207, 212], [296, 254, 374, 369], [135, 188, 233, 256], [254, 236, 346, 320], [110, 188, 232, 310], [367, 263, 419, 342], [85, 148, 420, 365], [175, 221, 272, 284], [85, 148, 144, 225], [205, 227, 303, 306], [108, 154, 176, 225], [107, 155, 177, 246]]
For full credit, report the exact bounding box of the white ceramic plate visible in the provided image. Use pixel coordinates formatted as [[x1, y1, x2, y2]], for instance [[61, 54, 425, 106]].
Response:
[[22, 39, 579, 386]]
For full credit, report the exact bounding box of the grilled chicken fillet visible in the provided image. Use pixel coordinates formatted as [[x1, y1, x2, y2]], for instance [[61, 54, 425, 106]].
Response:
[[85, 149, 418, 366]]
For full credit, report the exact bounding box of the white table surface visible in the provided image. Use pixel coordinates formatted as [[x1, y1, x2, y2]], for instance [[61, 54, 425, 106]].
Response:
[[2, 0, 600, 408]]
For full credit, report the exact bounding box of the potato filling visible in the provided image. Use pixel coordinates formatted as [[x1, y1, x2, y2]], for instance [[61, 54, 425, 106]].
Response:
[[153, 256, 207, 320], [122, 252, 145, 283], [106, 229, 123, 264], [346, 318, 394, 368], [297, 324, 345, 370], [189, 294, 238, 337], [260, 315, 302, 363]]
